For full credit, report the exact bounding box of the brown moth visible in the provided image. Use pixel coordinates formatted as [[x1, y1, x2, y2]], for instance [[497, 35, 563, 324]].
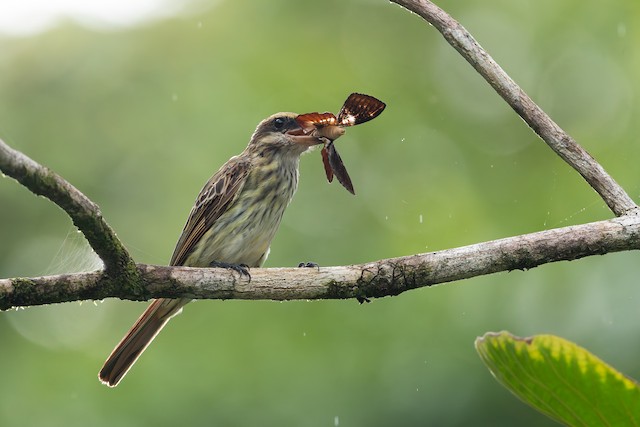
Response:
[[296, 93, 386, 195]]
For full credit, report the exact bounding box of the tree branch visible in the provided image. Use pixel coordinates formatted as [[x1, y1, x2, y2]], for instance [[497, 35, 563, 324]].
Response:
[[1, 215, 639, 309], [390, 0, 638, 217], [0, 139, 142, 291], [1, 1, 638, 310]]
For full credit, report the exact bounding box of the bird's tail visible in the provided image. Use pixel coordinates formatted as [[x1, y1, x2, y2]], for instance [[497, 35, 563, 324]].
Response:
[[98, 298, 190, 387]]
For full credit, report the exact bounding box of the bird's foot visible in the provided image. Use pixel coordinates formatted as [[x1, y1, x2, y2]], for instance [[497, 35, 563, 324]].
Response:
[[356, 296, 371, 304], [210, 261, 251, 279], [298, 262, 320, 271]]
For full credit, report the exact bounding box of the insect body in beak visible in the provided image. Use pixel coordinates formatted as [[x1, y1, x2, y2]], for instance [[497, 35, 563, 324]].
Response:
[[295, 93, 386, 195]]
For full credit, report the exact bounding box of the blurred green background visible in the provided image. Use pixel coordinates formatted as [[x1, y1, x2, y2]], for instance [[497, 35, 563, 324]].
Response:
[[1, 0, 639, 425]]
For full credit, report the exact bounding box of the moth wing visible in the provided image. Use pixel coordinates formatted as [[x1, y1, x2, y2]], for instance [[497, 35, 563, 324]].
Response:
[[295, 112, 338, 133], [337, 93, 386, 127], [326, 142, 355, 195], [321, 145, 334, 183]]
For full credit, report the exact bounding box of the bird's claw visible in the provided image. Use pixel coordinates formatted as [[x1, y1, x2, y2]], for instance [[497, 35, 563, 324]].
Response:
[[210, 261, 251, 279], [298, 262, 320, 271]]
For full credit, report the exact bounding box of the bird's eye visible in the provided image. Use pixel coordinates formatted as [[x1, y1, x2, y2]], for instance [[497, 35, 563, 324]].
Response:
[[273, 117, 286, 130]]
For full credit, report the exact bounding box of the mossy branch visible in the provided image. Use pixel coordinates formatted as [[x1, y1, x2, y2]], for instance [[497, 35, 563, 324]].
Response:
[[0, 139, 143, 294], [1, 215, 639, 310]]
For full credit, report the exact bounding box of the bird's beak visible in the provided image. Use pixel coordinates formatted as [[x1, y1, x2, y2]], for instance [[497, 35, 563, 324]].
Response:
[[286, 124, 323, 147]]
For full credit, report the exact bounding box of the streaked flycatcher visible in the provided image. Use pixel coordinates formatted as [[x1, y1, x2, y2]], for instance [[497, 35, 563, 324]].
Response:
[[99, 112, 322, 387]]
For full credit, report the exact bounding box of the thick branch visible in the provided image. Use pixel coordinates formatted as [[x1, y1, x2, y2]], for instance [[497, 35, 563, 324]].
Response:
[[390, 0, 638, 217], [0, 139, 141, 288], [1, 215, 638, 309]]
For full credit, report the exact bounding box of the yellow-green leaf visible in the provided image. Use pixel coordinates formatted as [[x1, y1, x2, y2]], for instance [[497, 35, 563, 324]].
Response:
[[476, 331, 640, 426]]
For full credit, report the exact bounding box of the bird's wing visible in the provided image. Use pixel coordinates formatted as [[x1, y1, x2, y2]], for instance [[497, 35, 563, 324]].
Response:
[[169, 156, 251, 266]]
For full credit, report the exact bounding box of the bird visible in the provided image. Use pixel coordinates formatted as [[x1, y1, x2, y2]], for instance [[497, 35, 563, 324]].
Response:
[[99, 112, 323, 387]]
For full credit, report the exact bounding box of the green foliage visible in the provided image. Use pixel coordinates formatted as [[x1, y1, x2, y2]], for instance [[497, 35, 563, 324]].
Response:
[[476, 331, 640, 426], [1, 1, 639, 426]]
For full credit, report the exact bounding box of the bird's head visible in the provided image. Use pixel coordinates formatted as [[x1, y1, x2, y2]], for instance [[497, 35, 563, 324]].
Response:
[[248, 112, 323, 157]]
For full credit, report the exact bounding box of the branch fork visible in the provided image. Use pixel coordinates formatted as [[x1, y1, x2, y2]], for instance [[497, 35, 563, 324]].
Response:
[[0, 0, 637, 309]]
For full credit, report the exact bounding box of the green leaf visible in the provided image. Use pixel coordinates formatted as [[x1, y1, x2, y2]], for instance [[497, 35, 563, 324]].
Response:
[[475, 331, 640, 426]]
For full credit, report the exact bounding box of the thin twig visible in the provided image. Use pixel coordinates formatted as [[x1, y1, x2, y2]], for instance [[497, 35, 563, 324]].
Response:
[[0, 139, 141, 288], [390, 0, 638, 217], [1, 215, 638, 309]]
